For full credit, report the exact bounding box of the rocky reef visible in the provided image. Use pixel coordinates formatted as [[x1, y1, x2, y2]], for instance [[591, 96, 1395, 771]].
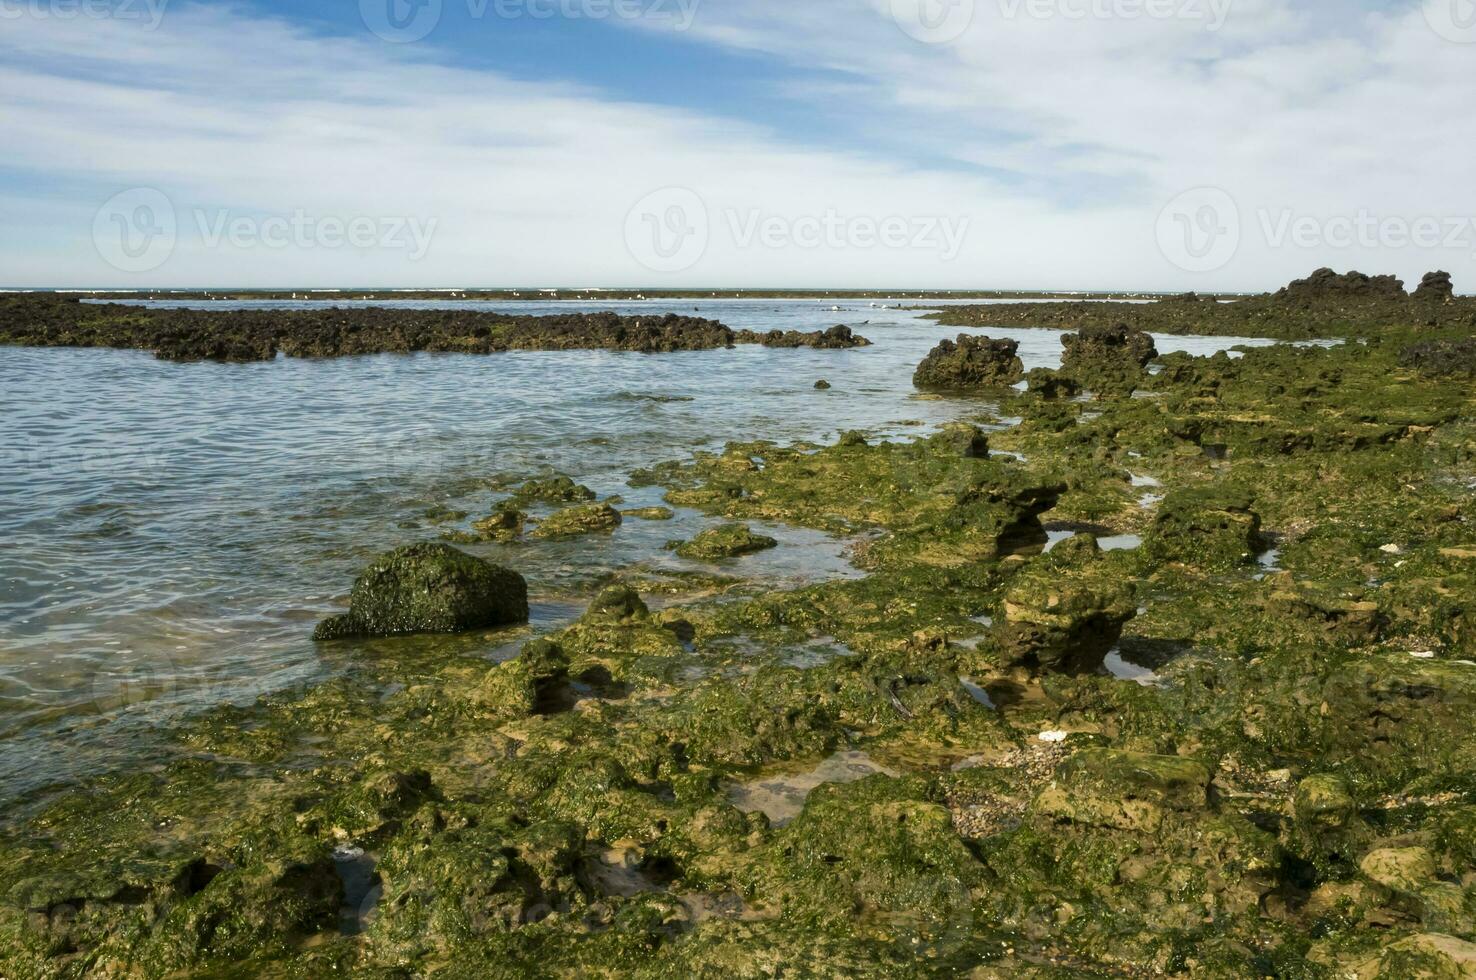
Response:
[[6, 280, 1476, 977], [0, 295, 871, 362], [913, 334, 1025, 389], [931, 268, 1475, 340]]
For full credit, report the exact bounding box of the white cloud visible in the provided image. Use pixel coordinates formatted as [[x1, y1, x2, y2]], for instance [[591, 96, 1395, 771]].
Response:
[[0, 0, 1472, 290]]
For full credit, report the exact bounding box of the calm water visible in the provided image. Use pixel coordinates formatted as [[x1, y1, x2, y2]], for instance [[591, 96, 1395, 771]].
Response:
[[0, 298, 1283, 799]]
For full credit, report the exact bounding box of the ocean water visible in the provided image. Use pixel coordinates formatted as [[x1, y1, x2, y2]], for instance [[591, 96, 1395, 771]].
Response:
[[0, 298, 1285, 799]]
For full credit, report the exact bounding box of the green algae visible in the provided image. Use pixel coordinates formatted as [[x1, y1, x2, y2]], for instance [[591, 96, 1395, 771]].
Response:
[[7, 310, 1476, 977]]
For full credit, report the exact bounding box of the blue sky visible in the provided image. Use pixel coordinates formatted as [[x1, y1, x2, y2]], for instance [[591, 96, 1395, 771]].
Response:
[[1, 0, 1473, 290]]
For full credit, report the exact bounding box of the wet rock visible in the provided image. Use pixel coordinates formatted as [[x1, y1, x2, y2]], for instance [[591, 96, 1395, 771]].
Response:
[[912, 334, 1024, 388], [582, 585, 650, 623], [674, 524, 779, 560], [1264, 578, 1386, 647], [813, 379, 831, 390], [998, 536, 1137, 674], [529, 502, 622, 540], [1143, 486, 1262, 569], [512, 475, 595, 505], [1024, 367, 1080, 400], [1033, 749, 1210, 834], [1289, 774, 1368, 875], [733, 325, 871, 349], [1059, 323, 1157, 396], [837, 430, 868, 448], [935, 422, 990, 459], [1359, 847, 1470, 934], [313, 543, 529, 640], [621, 506, 674, 521], [1414, 271, 1456, 303], [1351, 933, 1476, 979], [447, 503, 525, 543]]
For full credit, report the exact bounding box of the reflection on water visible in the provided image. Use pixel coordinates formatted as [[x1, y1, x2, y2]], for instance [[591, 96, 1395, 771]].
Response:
[[1, 298, 1288, 798], [726, 750, 897, 826]]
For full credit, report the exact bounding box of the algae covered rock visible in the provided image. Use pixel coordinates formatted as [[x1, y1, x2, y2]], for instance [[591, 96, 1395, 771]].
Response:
[[998, 536, 1137, 674], [529, 502, 622, 539], [314, 543, 529, 640], [1032, 749, 1210, 834], [1352, 933, 1476, 979], [582, 584, 650, 622], [913, 334, 1024, 389], [1289, 774, 1368, 876], [444, 502, 525, 544], [935, 422, 990, 459], [674, 523, 779, 560], [1024, 367, 1080, 400], [511, 475, 595, 505], [1143, 485, 1262, 569], [1059, 323, 1157, 396]]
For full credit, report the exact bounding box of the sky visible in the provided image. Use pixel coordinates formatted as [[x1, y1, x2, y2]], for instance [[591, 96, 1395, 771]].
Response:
[[1, 0, 1473, 291]]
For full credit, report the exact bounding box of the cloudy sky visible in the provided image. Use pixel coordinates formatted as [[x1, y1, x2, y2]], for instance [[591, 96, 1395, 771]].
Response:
[[1, 0, 1472, 290]]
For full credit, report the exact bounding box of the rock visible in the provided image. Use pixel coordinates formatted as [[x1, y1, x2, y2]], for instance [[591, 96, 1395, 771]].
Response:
[[936, 422, 990, 459], [1264, 581, 1386, 647], [512, 476, 595, 505], [1361, 847, 1438, 894], [1059, 323, 1157, 396], [814, 379, 831, 390], [582, 585, 650, 623], [675, 524, 779, 560], [529, 503, 622, 540], [1144, 486, 1262, 569], [837, 430, 868, 448], [734, 325, 871, 349], [314, 543, 529, 640], [1274, 268, 1407, 304], [621, 506, 674, 521], [1401, 339, 1476, 378], [1289, 774, 1367, 875], [1024, 368, 1080, 400], [1414, 271, 1456, 303], [1352, 933, 1476, 979], [465, 504, 525, 542], [1033, 749, 1210, 834], [912, 335, 1024, 388], [998, 537, 1137, 674]]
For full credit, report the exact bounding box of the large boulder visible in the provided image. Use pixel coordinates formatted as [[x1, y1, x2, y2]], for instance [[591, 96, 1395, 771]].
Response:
[[913, 335, 1024, 388], [1414, 270, 1456, 303], [1273, 268, 1406, 304], [314, 543, 529, 640], [1059, 323, 1157, 396]]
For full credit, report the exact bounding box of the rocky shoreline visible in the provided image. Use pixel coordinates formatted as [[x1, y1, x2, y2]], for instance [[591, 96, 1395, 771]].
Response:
[[0, 295, 870, 362], [4, 271, 1476, 977]]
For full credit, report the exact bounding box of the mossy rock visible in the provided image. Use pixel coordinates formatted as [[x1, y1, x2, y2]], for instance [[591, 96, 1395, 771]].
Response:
[[997, 538, 1137, 674], [622, 506, 675, 521], [1143, 485, 1262, 570], [1353, 933, 1476, 979], [913, 334, 1024, 389], [530, 502, 622, 540], [1032, 749, 1210, 834], [511, 475, 596, 504], [314, 543, 529, 640], [675, 524, 779, 560]]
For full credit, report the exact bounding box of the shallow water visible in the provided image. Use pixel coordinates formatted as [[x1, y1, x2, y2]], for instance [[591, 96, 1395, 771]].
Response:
[[0, 298, 1290, 799]]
